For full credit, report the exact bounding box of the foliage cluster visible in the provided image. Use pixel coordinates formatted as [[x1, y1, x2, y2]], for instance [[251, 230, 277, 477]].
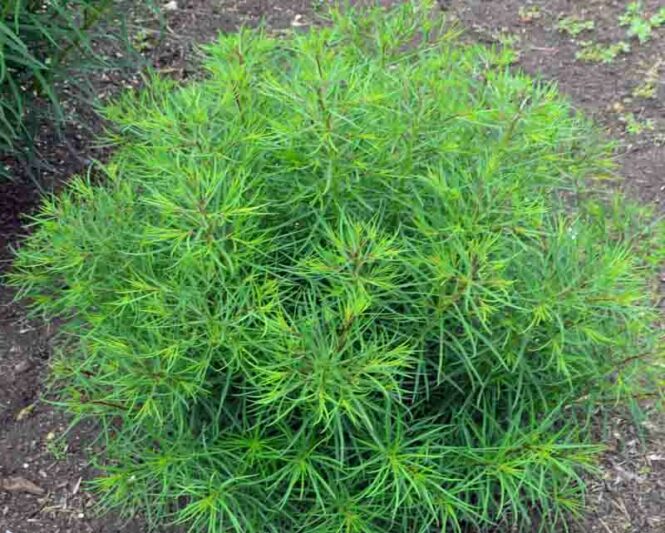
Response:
[[10, 3, 663, 532]]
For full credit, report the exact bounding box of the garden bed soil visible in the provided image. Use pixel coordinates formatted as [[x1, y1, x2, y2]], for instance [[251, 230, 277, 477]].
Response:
[[1, 1, 663, 532]]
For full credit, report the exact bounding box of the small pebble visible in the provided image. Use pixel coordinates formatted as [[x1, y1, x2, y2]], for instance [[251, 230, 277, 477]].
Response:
[[13, 360, 32, 374]]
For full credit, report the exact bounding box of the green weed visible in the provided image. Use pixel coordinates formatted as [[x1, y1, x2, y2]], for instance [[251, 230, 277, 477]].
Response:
[[45, 432, 69, 460], [632, 61, 661, 99], [632, 81, 658, 99], [619, 2, 665, 43], [9, 2, 664, 532], [651, 7, 665, 27], [518, 5, 541, 23], [575, 40, 630, 63], [621, 112, 656, 135], [557, 16, 595, 37]]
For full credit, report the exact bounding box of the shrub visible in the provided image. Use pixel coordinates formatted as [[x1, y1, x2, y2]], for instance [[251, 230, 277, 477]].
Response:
[[9, 2, 663, 532]]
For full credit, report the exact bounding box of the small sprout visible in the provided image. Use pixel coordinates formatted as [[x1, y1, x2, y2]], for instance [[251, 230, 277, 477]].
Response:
[[619, 112, 656, 135], [619, 1, 644, 26], [627, 17, 652, 43], [518, 5, 541, 23], [619, 2, 665, 43], [132, 28, 156, 52], [575, 41, 630, 63], [632, 61, 661, 99], [489, 31, 521, 64], [557, 16, 595, 37], [632, 81, 657, 99], [650, 7, 665, 27], [45, 433, 68, 460], [492, 30, 521, 47]]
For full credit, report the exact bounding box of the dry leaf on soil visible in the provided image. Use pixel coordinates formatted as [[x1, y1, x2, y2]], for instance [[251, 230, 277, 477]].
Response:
[[0, 476, 45, 495]]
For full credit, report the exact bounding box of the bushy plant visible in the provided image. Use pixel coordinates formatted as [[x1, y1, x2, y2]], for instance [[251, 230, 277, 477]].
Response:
[[9, 3, 663, 532]]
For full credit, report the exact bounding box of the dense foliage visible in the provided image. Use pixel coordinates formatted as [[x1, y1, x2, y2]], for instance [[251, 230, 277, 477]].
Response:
[[10, 3, 663, 532]]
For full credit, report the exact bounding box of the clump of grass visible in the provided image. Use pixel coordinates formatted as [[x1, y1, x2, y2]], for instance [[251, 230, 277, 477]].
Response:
[[0, 0, 156, 181], [1, 1, 108, 167], [9, 2, 663, 532]]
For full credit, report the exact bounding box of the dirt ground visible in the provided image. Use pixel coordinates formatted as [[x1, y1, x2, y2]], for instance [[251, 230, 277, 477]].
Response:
[[0, 1, 663, 532]]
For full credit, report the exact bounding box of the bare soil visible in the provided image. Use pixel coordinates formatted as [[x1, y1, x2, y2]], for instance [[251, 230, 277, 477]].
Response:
[[0, 1, 663, 532]]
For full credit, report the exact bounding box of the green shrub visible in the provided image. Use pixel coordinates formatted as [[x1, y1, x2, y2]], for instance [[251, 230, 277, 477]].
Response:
[[9, 2, 663, 532]]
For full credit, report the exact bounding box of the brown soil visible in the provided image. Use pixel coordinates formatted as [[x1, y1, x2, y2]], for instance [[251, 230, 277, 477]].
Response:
[[0, 1, 663, 532]]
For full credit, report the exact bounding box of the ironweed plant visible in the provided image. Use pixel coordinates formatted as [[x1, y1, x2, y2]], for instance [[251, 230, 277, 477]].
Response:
[[10, 2, 664, 532]]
